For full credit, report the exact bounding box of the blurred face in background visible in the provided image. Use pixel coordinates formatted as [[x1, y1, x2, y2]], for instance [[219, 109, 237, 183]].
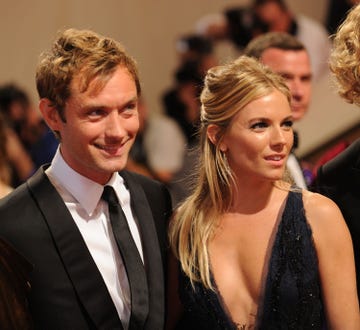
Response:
[[260, 48, 312, 121], [255, 1, 291, 32]]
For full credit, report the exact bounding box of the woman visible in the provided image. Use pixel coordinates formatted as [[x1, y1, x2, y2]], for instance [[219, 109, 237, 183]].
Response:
[[167, 56, 359, 329]]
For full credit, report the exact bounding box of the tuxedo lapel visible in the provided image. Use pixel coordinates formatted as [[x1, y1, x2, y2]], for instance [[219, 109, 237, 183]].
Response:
[[350, 163, 360, 183], [27, 168, 123, 329], [344, 165, 360, 234], [121, 171, 165, 329]]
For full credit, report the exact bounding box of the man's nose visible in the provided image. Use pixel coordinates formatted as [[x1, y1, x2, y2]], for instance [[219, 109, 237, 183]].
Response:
[[106, 112, 126, 137], [290, 79, 304, 97]]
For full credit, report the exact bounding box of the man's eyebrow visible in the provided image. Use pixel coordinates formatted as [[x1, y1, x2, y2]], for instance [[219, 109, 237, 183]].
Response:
[[125, 96, 138, 104], [82, 96, 138, 110], [82, 104, 106, 111]]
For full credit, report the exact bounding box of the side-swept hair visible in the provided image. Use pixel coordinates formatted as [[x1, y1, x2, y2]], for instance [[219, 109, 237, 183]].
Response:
[[36, 28, 141, 119]]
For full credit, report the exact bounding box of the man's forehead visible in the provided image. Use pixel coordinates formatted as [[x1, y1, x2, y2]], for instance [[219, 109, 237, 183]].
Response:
[[260, 48, 311, 71], [261, 47, 308, 60]]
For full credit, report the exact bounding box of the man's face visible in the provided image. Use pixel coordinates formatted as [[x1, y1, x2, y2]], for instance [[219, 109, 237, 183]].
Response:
[[53, 65, 139, 185], [255, 2, 287, 32], [260, 48, 312, 121]]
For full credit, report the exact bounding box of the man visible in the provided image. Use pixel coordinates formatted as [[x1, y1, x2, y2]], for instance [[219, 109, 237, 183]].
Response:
[[252, 0, 331, 80], [0, 28, 172, 329], [316, 3, 360, 299], [244, 32, 312, 189]]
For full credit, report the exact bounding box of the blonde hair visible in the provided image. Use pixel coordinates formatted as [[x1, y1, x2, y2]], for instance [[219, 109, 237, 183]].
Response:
[[330, 4, 360, 105], [169, 56, 290, 289]]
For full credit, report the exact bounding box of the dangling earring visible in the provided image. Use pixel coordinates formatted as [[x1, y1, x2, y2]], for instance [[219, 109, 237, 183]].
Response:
[[222, 152, 232, 176]]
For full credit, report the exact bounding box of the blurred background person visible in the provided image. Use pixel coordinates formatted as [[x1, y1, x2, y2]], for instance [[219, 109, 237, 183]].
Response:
[[126, 97, 186, 187], [0, 84, 58, 183], [0, 237, 33, 329], [252, 0, 331, 80], [316, 2, 360, 301], [0, 130, 34, 190], [326, 0, 360, 35], [195, 0, 331, 81], [163, 60, 203, 147], [175, 34, 218, 74], [162, 36, 219, 205], [163, 34, 217, 145], [0, 113, 14, 198]]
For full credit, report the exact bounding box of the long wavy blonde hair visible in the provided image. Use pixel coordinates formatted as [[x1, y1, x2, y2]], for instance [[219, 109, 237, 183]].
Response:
[[330, 3, 360, 105], [169, 56, 290, 289]]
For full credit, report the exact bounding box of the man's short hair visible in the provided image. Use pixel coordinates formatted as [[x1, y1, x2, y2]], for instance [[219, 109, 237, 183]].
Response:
[[36, 28, 141, 118], [243, 32, 306, 59]]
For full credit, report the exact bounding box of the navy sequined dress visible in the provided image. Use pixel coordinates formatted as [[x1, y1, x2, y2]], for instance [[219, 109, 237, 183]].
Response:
[[176, 191, 324, 329]]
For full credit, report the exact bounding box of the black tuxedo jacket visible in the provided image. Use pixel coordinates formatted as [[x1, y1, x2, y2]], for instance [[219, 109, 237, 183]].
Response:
[[316, 138, 360, 298], [0, 166, 172, 329]]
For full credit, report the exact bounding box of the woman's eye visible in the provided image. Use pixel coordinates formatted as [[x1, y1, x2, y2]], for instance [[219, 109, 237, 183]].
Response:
[[283, 120, 293, 128], [251, 122, 268, 129]]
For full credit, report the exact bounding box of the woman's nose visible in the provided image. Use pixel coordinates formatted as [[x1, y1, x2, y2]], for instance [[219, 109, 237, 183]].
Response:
[[272, 127, 286, 143]]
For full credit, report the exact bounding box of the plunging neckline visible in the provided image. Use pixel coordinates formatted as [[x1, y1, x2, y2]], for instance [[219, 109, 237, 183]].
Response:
[[209, 191, 291, 329], [177, 189, 323, 329]]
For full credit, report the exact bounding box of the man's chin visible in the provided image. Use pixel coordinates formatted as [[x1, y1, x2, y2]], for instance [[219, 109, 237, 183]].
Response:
[[291, 109, 306, 121], [101, 158, 127, 173]]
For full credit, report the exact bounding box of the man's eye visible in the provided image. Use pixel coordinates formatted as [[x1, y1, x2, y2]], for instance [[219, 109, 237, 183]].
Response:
[[125, 103, 136, 111], [280, 74, 292, 81], [89, 109, 105, 117]]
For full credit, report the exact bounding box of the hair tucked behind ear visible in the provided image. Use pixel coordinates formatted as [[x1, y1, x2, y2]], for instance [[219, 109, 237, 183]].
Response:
[[169, 56, 290, 289]]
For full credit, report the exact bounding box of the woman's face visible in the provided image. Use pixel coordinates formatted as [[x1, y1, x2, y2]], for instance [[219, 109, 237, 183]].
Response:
[[219, 89, 293, 183]]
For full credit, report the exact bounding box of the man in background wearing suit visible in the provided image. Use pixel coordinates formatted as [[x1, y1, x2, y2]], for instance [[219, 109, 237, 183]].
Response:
[[244, 32, 313, 189], [0, 28, 172, 329], [316, 3, 360, 300]]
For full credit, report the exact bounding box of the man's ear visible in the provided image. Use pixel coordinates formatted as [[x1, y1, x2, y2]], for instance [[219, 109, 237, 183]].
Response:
[[39, 98, 62, 131], [207, 124, 227, 152]]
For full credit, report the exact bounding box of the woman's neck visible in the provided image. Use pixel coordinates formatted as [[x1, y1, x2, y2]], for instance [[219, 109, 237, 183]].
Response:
[[228, 179, 286, 214]]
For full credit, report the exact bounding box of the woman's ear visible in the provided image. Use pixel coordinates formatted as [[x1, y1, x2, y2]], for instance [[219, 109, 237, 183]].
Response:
[[207, 124, 219, 145], [207, 124, 227, 152], [39, 98, 62, 132]]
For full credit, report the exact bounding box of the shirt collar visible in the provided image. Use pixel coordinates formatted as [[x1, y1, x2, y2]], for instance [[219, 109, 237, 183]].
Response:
[[47, 148, 126, 215]]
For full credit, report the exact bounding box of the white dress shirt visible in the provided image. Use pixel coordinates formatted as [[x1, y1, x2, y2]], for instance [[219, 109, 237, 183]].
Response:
[[287, 153, 307, 190], [45, 148, 144, 329]]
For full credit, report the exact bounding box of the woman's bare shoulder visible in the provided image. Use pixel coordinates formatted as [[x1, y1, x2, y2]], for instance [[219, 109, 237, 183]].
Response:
[[301, 190, 351, 243], [302, 190, 341, 215]]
